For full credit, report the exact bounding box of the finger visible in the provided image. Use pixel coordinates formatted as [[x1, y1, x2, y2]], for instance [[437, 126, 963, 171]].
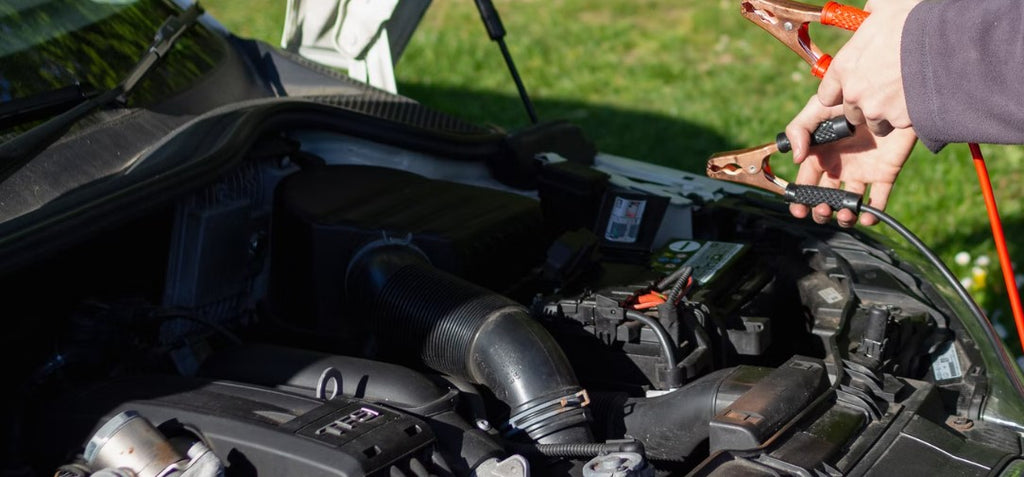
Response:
[[860, 182, 894, 226], [844, 101, 866, 127], [790, 203, 810, 219], [817, 74, 843, 107], [792, 161, 827, 223], [868, 118, 894, 137], [818, 174, 841, 189], [836, 210, 857, 228], [784, 123, 811, 164], [794, 154, 825, 186], [786, 97, 837, 162], [889, 106, 913, 129], [812, 203, 834, 224], [836, 180, 867, 227], [811, 175, 841, 224]]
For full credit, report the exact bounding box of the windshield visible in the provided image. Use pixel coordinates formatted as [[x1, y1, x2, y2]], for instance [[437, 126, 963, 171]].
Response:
[[0, 0, 223, 133]]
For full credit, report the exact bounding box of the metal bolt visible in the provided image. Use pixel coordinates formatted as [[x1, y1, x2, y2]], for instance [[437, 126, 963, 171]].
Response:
[[783, 21, 794, 31], [476, 419, 492, 431], [948, 415, 974, 431], [595, 457, 629, 471]]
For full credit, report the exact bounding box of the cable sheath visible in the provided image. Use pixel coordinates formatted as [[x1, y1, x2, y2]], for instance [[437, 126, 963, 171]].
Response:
[[969, 143, 1024, 353], [862, 204, 1024, 396]]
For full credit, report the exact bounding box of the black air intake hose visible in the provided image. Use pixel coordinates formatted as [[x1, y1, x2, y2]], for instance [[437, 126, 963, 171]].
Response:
[[346, 243, 593, 444], [590, 366, 771, 462]]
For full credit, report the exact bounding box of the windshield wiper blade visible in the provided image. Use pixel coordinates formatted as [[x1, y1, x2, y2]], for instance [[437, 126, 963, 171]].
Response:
[[0, 83, 98, 130], [0, 3, 203, 180]]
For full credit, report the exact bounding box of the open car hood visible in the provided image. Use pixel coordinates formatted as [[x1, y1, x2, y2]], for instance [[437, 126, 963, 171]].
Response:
[[4, 2, 1024, 477]]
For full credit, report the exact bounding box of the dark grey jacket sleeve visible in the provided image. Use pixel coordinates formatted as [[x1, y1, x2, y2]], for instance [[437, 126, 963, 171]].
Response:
[[901, 0, 1024, 152]]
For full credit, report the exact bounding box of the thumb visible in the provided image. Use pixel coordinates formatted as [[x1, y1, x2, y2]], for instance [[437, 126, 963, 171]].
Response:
[[786, 96, 841, 162]]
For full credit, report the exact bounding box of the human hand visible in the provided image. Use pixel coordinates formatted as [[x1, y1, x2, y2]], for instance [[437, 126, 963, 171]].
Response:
[[785, 97, 917, 227], [817, 0, 920, 135]]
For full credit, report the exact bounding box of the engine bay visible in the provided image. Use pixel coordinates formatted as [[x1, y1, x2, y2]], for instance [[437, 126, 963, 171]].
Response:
[[5, 123, 1024, 477]]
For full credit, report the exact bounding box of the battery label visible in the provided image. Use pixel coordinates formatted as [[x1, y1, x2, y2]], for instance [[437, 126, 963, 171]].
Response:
[[604, 197, 647, 243], [931, 342, 963, 381], [682, 241, 745, 284], [818, 287, 843, 304]]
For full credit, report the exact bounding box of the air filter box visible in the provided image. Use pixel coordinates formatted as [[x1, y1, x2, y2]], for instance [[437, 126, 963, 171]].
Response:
[[270, 165, 545, 333]]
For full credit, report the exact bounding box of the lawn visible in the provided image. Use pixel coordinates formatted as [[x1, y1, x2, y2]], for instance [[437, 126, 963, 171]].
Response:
[[202, 0, 1024, 345]]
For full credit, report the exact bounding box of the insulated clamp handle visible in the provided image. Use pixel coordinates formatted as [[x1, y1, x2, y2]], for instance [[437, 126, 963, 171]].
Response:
[[821, 1, 868, 31], [776, 116, 855, 153], [812, 2, 869, 77], [784, 184, 863, 212]]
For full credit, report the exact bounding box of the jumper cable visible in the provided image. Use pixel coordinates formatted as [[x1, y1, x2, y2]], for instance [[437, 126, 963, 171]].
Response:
[[736, 0, 1024, 353]]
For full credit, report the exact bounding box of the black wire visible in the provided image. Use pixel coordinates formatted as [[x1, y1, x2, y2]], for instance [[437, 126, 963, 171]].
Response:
[[862, 204, 1024, 395], [656, 265, 691, 291], [666, 267, 694, 305], [862, 205, 985, 326], [625, 310, 677, 370]]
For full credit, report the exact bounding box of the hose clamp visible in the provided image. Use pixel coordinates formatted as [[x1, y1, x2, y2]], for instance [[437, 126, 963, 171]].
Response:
[[502, 389, 590, 437]]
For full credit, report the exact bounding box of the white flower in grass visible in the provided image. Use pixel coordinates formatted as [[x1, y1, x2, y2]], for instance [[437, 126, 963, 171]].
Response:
[[955, 251, 971, 266], [975, 255, 991, 267], [960, 277, 974, 289]]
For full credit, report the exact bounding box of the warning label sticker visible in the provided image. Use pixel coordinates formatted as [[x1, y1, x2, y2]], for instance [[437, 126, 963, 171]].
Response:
[[931, 342, 963, 381], [604, 197, 647, 243]]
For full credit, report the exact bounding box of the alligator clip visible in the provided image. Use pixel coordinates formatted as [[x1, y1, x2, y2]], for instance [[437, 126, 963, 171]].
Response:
[[707, 142, 789, 193], [707, 116, 864, 211], [740, 0, 868, 77]]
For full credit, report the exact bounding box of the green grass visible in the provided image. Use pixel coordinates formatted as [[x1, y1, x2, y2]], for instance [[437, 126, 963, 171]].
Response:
[[202, 0, 1024, 343]]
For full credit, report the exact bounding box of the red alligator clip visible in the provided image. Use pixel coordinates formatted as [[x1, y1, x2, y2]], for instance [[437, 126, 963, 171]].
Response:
[[740, 0, 868, 77]]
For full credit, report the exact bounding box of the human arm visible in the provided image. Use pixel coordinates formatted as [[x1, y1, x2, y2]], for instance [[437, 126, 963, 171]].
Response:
[[902, 0, 1024, 151]]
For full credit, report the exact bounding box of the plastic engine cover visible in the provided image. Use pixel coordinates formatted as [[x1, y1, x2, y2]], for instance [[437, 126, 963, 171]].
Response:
[[41, 376, 438, 477]]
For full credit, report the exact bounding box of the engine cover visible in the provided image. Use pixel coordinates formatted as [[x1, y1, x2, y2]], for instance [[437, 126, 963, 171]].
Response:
[[42, 376, 438, 477]]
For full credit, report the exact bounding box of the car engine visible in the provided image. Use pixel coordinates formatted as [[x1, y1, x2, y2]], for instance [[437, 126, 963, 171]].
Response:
[[5, 117, 1024, 477]]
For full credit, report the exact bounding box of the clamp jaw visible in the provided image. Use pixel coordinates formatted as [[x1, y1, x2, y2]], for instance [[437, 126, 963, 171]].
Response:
[[706, 117, 863, 212], [712, 1, 870, 212], [707, 143, 789, 193], [740, 0, 868, 77]]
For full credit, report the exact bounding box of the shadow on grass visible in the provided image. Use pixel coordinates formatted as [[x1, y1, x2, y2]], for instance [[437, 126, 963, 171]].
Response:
[[398, 83, 739, 174]]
